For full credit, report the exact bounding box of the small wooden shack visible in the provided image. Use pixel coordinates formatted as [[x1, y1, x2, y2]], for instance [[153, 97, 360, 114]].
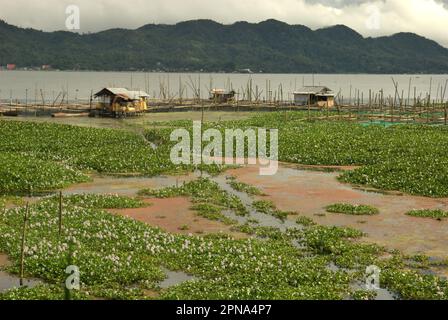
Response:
[[210, 89, 236, 103], [293, 86, 335, 108], [94, 88, 150, 117]]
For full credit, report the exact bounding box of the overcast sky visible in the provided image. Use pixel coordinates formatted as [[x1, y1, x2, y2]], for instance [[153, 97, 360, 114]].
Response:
[[1, 0, 448, 46]]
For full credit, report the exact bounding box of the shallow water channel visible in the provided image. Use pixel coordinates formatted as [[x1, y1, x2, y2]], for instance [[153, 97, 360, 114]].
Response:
[[208, 174, 298, 231]]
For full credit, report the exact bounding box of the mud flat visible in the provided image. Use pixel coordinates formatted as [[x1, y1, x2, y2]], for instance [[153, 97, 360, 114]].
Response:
[[109, 198, 246, 239], [65, 173, 246, 237], [0, 253, 11, 269]]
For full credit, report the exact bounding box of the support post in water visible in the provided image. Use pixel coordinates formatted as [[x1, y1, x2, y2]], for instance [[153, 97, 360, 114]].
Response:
[[59, 191, 63, 236], [20, 203, 29, 286]]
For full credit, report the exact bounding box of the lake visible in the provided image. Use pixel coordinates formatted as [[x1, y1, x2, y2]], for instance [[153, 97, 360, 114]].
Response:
[[0, 71, 447, 104]]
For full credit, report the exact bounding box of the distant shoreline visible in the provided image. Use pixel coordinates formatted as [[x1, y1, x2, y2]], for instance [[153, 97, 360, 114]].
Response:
[[1, 70, 447, 76]]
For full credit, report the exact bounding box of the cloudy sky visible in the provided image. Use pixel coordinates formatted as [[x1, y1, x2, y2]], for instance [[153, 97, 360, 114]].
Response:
[[1, 0, 448, 46]]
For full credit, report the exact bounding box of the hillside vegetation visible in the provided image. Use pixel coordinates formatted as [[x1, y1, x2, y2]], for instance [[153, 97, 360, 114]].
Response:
[[1, 19, 448, 73]]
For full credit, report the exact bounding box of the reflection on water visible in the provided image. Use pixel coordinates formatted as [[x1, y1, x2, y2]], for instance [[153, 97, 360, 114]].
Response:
[[0, 271, 41, 293], [3, 111, 255, 131], [159, 268, 195, 289]]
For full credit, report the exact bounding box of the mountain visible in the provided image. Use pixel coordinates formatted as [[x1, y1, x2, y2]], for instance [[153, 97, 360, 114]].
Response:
[[1, 19, 448, 73]]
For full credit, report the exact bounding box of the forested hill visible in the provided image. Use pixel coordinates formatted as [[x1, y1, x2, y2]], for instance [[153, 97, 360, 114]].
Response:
[[1, 19, 448, 73]]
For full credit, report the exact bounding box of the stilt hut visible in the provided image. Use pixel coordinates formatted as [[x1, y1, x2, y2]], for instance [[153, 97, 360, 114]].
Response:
[[294, 86, 335, 108], [210, 89, 236, 103], [94, 88, 150, 117]]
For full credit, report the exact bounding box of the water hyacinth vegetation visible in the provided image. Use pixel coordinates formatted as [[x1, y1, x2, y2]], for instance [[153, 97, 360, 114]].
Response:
[[0, 120, 223, 195], [1, 194, 447, 300], [150, 111, 448, 197], [0, 196, 24, 209], [252, 200, 297, 222], [0, 120, 166, 173], [189, 203, 237, 225], [276, 120, 448, 197], [296, 216, 317, 227], [0, 152, 89, 195], [0, 121, 166, 194], [406, 209, 448, 220], [326, 204, 380, 216], [0, 195, 350, 300], [227, 176, 265, 196], [52, 194, 147, 209], [139, 178, 248, 217], [5, 111, 448, 197], [2, 112, 448, 300]]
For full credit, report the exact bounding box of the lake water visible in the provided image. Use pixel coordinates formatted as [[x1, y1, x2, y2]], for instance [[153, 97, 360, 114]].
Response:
[[0, 71, 447, 104]]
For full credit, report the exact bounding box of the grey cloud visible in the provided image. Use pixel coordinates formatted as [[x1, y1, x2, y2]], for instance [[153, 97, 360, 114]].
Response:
[[436, 0, 448, 7], [303, 0, 374, 8], [0, 0, 447, 47]]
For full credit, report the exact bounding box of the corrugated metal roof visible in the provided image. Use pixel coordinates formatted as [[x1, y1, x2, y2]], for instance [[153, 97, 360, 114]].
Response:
[[128, 90, 150, 99], [294, 86, 332, 95], [94, 88, 150, 100], [210, 89, 235, 95]]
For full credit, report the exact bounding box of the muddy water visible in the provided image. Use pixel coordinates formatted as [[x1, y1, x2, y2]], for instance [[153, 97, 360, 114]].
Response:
[[349, 281, 397, 300], [56, 163, 446, 298], [67, 173, 248, 235], [110, 197, 246, 238], [0, 253, 11, 268], [0, 271, 41, 293], [9, 111, 254, 130], [210, 173, 398, 300], [373, 289, 398, 300], [0, 253, 42, 293], [226, 164, 448, 260], [326, 262, 396, 300]]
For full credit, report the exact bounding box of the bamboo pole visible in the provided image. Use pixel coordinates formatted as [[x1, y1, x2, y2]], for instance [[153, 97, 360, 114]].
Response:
[[400, 90, 404, 122], [307, 94, 311, 121], [19, 203, 29, 286], [407, 77, 412, 113], [59, 191, 63, 236], [380, 89, 384, 122], [349, 85, 352, 107], [443, 102, 448, 126], [442, 80, 448, 125], [413, 87, 416, 122], [357, 89, 360, 120]]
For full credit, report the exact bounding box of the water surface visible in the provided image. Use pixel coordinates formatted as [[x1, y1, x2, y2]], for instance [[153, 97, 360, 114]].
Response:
[[1, 71, 446, 104]]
